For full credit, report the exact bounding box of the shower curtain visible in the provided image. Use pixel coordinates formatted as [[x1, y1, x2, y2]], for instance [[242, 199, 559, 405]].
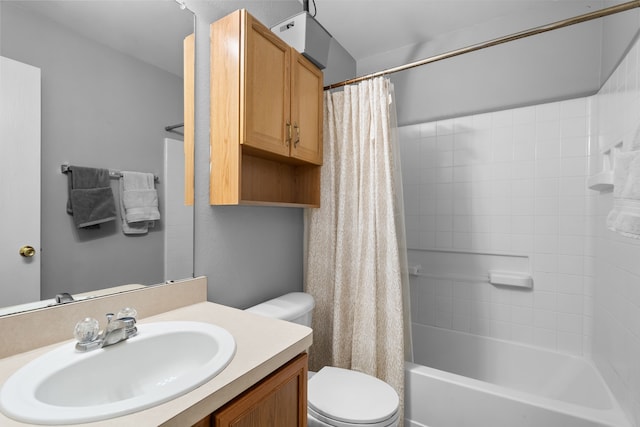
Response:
[[304, 77, 411, 417]]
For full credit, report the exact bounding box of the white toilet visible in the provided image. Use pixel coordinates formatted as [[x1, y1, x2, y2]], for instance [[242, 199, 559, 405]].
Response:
[[246, 292, 400, 427]]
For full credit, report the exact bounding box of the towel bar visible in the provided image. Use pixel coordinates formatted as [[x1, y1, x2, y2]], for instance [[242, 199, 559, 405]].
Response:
[[61, 164, 159, 183]]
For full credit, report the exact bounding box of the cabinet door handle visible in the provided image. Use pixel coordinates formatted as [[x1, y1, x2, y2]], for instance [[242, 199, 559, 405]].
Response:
[[293, 123, 300, 147], [286, 121, 292, 147]]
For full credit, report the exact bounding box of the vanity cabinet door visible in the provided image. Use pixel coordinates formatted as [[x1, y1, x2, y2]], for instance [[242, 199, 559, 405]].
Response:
[[213, 353, 308, 427], [192, 415, 213, 427]]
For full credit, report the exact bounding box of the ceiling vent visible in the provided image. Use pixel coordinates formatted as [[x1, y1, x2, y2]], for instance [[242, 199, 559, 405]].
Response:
[[271, 12, 331, 70]]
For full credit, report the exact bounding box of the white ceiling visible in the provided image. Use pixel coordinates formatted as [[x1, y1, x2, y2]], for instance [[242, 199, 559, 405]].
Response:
[[10, 0, 637, 76], [13, 1, 635, 67], [7, 0, 639, 121]]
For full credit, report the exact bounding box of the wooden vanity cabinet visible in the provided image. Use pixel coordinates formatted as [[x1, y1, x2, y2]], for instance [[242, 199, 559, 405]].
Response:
[[192, 353, 308, 427], [210, 9, 323, 207]]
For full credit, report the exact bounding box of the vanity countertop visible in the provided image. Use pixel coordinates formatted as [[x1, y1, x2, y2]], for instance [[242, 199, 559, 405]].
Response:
[[0, 301, 313, 426]]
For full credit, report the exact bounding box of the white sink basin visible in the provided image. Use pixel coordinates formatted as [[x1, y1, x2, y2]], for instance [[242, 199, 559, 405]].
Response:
[[0, 321, 236, 425]]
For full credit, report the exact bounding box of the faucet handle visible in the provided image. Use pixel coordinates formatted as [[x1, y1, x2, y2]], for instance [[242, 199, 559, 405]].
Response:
[[73, 317, 99, 344], [116, 307, 137, 320]]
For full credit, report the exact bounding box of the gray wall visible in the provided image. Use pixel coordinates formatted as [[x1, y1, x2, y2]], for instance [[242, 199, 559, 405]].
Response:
[[1, 4, 183, 298], [358, 3, 640, 126], [186, 2, 356, 309]]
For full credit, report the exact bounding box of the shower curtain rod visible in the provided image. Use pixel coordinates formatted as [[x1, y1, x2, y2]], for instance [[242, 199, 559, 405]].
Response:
[[324, 0, 640, 90]]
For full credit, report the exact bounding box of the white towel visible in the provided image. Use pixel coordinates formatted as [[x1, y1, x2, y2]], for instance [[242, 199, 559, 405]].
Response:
[[631, 124, 640, 151], [119, 171, 160, 235], [608, 150, 640, 238]]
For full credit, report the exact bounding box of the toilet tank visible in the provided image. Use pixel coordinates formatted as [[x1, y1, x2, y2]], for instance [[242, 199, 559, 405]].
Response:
[[245, 292, 315, 327]]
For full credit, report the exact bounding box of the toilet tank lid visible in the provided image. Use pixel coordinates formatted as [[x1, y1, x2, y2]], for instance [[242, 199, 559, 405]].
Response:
[[245, 292, 315, 321]]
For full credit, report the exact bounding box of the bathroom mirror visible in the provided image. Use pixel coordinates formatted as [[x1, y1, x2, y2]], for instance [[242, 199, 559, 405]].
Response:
[[0, 0, 195, 315]]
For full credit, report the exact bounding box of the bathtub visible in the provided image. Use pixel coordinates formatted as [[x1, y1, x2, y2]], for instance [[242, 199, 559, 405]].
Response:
[[405, 324, 630, 427]]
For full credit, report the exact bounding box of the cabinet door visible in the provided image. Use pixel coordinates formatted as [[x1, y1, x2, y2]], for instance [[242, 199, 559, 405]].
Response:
[[191, 414, 212, 427], [290, 52, 323, 165], [243, 14, 291, 158], [214, 353, 308, 427]]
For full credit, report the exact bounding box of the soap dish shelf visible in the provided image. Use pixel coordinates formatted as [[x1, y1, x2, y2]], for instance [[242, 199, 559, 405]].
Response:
[[588, 143, 620, 192]]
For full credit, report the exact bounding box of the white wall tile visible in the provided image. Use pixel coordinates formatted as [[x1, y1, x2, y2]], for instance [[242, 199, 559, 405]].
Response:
[[536, 103, 561, 122], [562, 136, 589, 158], [511, 216, 534, 234], [400, 94, 595, 361], [535, 292, 557, 311], [557, 293, 584, 315], [558, 255, 584, 275], [559, 196, 586, 216], [557, 331, 583, 355], [534, 234, 558, 254], [511, 197, 535, 215], [510, 234, 534, 252], [535, 198, 559, 216], [534, 272, 558, 292], [534, 308, 557, 329], [436, 119, 454, 135], [557, 274, 584, 295], [512, 161, 536, 179], [513, 105, 536, 124], [535, 216, 559, 235], [561, 116, 589, 139], [561, 98, 589, 119], [558, 235, 585, 255], [560, 176, 587, 196], [557, 312, 583, 334], [561, 156, 588, 177], [512, 305, 534, 325], [420, 122, 437, 137], [535, 158, 562, 178], [534, 254, 558, 272], [511, 323, 534, 344]]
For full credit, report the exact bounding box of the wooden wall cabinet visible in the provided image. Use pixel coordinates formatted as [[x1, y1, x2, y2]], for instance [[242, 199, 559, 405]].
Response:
[[210, 9, 323, 207], [183, 32, 195, 206], [192, 353, 308, 427]]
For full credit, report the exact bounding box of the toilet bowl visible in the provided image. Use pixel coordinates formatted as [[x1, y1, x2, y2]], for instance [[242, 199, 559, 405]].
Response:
[[246, 292, 400, 427]]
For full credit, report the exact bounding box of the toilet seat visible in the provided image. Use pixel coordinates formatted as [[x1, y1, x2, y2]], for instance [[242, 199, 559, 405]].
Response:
[[308, 406, 399, 427], [308, 367, 399, 427]]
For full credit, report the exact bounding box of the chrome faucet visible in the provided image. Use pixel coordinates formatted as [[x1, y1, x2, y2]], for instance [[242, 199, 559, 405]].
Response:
[[101, 313, 138, 347], [74, 309, 138, 352], [55, 292, 75, 304]]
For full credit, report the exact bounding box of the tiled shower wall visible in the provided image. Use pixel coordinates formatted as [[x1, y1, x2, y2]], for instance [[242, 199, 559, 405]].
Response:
[[399, 96, 594, 356], [399, 31, 640, 425], [592, 35, 640, 426]]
